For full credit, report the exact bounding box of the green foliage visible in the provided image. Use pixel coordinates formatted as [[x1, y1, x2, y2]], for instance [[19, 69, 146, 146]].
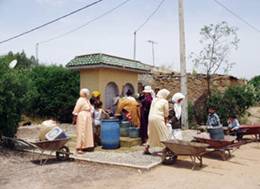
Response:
[[25, 65, 80, 122], [249, 75, 260, 103], [0, 51, 80, 137], [188, 101, 198, 129], [0, 64, 29, 137], [1, 51, 38, 69], [208, 85, 256, 125]]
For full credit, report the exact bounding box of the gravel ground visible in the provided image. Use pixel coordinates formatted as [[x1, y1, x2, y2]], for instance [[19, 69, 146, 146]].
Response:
[[16, 124, 199, 168], [1, 142, 260, 189], [0, 147, 137, 189], [77, 149, 161, 168]]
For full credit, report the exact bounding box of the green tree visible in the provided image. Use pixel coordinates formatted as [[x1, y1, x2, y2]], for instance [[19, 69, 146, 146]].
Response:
[[249, 75, 260, 103], [1, 51, 38, 69], [208, 85, 256, 125], [0, 63, 29, 137], [191, 21, 240, 96], [26, 65, 80, 122]]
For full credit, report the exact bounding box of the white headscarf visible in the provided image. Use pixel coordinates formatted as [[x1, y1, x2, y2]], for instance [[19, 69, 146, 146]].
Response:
[[80, 88, 90, 97], [172, 92, 185, 120], [156, 89, 170, 100]]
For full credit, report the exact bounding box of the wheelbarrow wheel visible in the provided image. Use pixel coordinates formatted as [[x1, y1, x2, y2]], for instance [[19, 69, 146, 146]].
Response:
[[56, 146, 70, 161], [161, 148, 177, 165]]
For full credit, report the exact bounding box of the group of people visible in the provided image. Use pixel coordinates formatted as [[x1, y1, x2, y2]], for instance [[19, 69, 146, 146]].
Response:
[[207, 106, 242, 140], [72, 86, 186, 154]]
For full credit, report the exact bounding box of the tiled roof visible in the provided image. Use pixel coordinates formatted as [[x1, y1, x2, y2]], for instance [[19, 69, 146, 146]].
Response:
[[66, 53, 151, 72]]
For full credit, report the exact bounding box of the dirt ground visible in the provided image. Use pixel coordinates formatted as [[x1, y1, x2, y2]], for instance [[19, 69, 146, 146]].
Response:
[[247, 106, 260, 124], [1, 142, 260, 189]]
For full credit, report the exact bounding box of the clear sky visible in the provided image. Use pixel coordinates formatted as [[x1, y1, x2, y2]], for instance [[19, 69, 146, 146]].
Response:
[[0, 0, 259, 79]]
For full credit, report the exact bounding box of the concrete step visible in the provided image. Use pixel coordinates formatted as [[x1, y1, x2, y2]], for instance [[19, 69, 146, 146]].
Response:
[[120, 137, 141, 147]]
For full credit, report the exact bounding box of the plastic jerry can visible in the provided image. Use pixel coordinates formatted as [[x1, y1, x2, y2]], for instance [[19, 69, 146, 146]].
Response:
[[45, 127, 67, 141]]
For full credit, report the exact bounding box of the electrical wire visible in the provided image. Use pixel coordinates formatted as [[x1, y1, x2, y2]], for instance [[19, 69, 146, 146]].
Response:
[[0, 0, 105, 44], [213, 0, 260, 33], [134, 0, 166, 33], [39, 0, 132, 44]]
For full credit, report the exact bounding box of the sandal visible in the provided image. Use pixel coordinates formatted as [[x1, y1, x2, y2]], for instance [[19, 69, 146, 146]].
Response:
[[143, 150, 152, 155]]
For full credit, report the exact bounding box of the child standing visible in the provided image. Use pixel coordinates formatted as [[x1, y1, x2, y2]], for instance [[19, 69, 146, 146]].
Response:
[[93, 102, 109, 146]]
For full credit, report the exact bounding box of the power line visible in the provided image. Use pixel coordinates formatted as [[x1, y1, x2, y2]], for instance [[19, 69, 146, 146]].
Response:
[[213, 0, 260, 33], [40, 0, 132, 44], [134, 0, 166, 33], [133, 0, 166, 59], [0, 0, 105, 44]]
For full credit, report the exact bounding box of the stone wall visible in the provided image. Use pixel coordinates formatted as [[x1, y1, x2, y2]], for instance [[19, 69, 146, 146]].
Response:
[[139, 71, 246, 102]]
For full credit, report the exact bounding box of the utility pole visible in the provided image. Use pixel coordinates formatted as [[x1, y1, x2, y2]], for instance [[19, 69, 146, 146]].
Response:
[[35, 43, 39, 64], [133, 31, 137, 60], [147, 40, 157, 67], [178, 0, 188, 129]]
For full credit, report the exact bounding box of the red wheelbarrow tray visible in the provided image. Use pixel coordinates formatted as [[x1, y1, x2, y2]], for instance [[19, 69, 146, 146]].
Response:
[[239, 124, 260, 136]]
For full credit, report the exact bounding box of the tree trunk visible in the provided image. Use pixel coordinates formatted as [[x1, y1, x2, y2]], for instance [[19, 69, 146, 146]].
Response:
[[207, 74, 211, 97]]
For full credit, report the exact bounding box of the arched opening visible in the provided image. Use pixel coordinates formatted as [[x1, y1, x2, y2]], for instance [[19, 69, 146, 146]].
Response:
[[105, 82, 119, 109], [122, 83, 135, 96]]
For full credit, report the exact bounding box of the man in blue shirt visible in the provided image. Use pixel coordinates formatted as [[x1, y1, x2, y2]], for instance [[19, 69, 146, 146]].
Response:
[[207, 106, 221, 127]]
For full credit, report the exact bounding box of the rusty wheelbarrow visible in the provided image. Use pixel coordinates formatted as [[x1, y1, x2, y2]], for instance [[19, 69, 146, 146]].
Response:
[[1, 136, 71, 165], [161, 140, 209, 169], [31, 138, 71, 165], [194, 134, 244, 160], [239, 124, 260, 140]]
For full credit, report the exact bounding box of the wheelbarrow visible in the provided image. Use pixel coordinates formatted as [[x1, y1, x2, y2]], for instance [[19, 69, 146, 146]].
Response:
[[161, 140, 209, 169], [32, 138, 71, 165], [194, 133, 244, 160], [1, 136, 71, 165], [239, 124, 260, 140]]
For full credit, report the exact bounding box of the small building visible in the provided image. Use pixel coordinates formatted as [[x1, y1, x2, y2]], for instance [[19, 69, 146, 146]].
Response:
[[66, 53, 150, 109]]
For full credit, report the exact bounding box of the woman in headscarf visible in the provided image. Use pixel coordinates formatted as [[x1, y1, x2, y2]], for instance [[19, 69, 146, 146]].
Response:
[[170, 92, 185, 129], [72, 88, 94, 154], [168, 92, 185, 140], [144, 89, 171, 154], [139, 86, 154, 144]]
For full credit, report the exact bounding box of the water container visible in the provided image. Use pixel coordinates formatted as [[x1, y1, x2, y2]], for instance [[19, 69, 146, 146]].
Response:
[[208, 126, 224, 140], [45, 127, 67, 141], [101, 119, 120, 149], [128, 127, 140, 138], [120, 121, 130, 137], [120, 121, 131, 128], [120, 127, 129, 137]]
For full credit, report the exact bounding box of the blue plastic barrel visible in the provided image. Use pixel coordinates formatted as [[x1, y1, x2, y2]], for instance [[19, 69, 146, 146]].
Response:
[[101, 119, 120, 149]]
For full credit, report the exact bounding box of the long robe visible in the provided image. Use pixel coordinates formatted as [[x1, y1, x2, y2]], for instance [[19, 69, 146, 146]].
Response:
[[140, 94, 153, 143], [147, 98, 170, 147], [116, 98, 140, 128], [73, 97, 94, 150]]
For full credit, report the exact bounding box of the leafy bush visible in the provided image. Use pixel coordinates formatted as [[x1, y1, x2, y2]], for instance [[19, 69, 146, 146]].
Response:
[[25, 65, 80, 123], [0, 64, 29, 137], [208, 85, 256, 125], [249, 75, 260, 103]]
